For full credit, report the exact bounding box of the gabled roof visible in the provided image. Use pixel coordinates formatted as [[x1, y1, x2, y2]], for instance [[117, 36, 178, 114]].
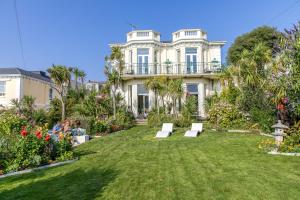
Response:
[[0, 68, 51, 82]]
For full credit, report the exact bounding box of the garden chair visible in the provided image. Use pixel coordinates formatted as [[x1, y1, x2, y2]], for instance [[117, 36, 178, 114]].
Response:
[[156, 123, 173, 138], [184, 123, 203, 137]]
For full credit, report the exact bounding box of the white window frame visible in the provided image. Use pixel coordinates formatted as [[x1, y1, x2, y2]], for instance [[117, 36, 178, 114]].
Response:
[[0, 81, 6, 97]]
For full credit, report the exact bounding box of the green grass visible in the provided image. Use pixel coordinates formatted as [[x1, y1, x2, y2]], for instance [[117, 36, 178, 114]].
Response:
[[1, 126, 300, 200]]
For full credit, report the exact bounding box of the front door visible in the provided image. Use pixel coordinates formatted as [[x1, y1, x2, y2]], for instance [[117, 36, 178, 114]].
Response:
[[138, 95, 149, 118]]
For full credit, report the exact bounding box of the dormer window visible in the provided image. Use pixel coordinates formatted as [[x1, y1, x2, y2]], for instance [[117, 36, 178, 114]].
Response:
[[137, 32, 149, 37], [185, 31, 197, 36]]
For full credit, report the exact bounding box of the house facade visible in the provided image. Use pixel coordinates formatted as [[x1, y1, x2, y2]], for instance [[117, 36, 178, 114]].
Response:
[[109, 29, 226, 118], [0, 68, 56, 109], [85, 80, 105, 93]]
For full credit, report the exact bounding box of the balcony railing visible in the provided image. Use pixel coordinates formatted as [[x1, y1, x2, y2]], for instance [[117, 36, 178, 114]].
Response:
[[122, 62, 222, 76]]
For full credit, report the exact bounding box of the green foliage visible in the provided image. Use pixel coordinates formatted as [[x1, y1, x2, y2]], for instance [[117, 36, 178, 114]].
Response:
[[92, 120, 109, 134], [0, 112, 27, 167], [249, 107, 275, 132], [112, 110, 135, 130], [33, 109, 48, 126], [279, 125, 300, 153], [10, 128, 50, 171], [208, 101, 246, 128], [175, 95, 197, 127], [47, 98, 62, 127], [220, 84, 240, 105], [147, 108, 171, 128], [227, 26, 281, 64]]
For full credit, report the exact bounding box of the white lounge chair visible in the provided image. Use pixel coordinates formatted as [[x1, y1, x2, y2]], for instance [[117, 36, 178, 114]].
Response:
[[184, 123, 203, 137], [156, 123, 173, 138]]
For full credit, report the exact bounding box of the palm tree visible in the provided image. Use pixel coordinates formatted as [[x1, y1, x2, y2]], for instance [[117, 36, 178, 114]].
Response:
[[104, 65, 120, 120], [105, 46, 124, 120], [21, 95, 36, 120], [47, 65, 71, 121], [157, 76, 169, 109], [10, 98, 21, 114], [110, 46, 124, 76], [78, 70, 86, 88], [168, 79, 183, 117], [144, 77, 162, 111], [72, 67, 80, 91]]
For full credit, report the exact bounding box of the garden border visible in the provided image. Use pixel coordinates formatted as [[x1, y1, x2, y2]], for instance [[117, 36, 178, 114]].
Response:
[[0, 158, 78, 179], [268, 151, 300, 156]]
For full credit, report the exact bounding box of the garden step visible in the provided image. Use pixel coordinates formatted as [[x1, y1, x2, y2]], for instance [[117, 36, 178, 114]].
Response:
[[135, 119, 147, 125]]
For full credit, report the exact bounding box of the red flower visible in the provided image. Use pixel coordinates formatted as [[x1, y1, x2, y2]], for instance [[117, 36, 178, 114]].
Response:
[[45, 135, 51, 142], [277, 104, 284, 111], [20, 129, 28, 137], [35, 131, 42, 139]]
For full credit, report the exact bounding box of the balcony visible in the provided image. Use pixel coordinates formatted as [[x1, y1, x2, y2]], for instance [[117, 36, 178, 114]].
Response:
[[121, 62, 222, 78]]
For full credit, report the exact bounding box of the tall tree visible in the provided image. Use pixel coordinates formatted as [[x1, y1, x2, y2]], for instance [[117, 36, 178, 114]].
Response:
[[168, 79, 183, 117], [47, 65, 71, 121], [78, 70, 86, 87], [144, 77, 163, 112], [104, 66, 120, 120], [72, 67, 80, 91], [227, 26, 281, 65], [110, 46, 124, 76], [105, 46, 124, 120]]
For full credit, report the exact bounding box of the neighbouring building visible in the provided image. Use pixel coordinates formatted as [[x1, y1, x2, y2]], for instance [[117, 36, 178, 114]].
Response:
[[109, 29, 226, 118], [0, 68, 56, 109], [85, 80, 105, 92]]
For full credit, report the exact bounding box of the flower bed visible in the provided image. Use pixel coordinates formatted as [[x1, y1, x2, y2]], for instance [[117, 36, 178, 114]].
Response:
[[0, 117, 74, 175]]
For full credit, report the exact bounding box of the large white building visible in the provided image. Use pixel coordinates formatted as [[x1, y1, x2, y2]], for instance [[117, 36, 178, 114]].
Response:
[[109, 29, 226, 118]]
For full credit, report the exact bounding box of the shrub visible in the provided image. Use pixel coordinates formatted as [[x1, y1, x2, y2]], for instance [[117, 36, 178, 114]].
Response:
[[113, 110, 135, 129], [174, 96, 198, 127], [208, 101, 246, 128], [0, 112, 27, 169], [8, 126, 52, 172], [279, 125, 300, 153], [250, 107, 275, 132], [33, 109, 48, 126], [220, 85, 241, 105], [147, 108, 171, 128], [92, 120, 109, 134]]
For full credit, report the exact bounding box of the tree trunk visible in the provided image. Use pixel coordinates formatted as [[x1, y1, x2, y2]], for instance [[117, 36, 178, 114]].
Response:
[[60, 98, 65, 121], [75, 77, 78, 91], [112, 85, 116, 120], [173, 97, 176, 117]]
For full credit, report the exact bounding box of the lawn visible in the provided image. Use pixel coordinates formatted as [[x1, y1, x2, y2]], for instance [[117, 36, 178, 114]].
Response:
[[1, 126, 300, 200]]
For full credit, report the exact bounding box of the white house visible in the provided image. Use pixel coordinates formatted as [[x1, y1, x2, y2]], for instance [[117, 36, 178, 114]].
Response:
[[85, 80, 105, 93], [109, 29, 226, 118]]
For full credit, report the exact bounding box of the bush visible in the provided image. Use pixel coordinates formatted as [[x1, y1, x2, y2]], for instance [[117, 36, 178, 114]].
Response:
[[208, 101, 246, 128], [33, 109, 48, 126], [92, 120, 109, 134], [6, 126, 52, 172], [147, 108, 172, 128], [279, 125, 300, 153], [220, 84, 240, 105], [0, 112, 27, 170], [112, 110, 135, 130], [1, 118, 74, 174], [250, 107, 275, 132], [178, 95, 198, 127]]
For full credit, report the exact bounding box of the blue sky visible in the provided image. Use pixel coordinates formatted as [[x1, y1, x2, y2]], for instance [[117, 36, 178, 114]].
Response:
[[0, 0, 299, 81]]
